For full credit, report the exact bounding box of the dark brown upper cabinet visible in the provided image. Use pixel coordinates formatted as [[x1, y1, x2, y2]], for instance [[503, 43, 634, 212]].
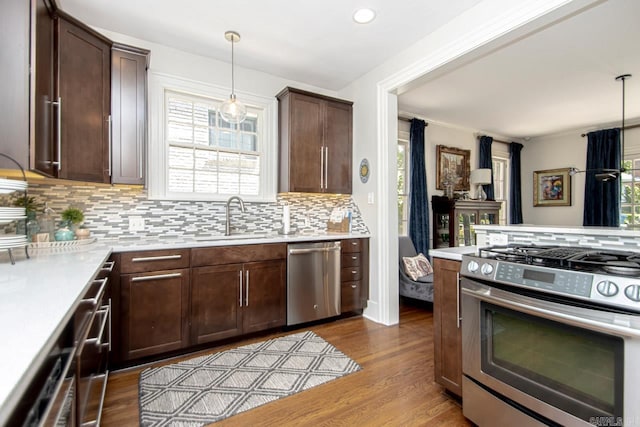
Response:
[[111, 44, 149, 185], [277, 87, 353, 194], [56, 15, 111, 182]]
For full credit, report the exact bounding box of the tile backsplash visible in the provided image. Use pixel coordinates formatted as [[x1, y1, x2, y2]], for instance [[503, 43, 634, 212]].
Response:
[[2, 182, 368, 239]]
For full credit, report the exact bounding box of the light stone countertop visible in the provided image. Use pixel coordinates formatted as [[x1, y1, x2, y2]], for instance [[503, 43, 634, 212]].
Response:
[[430, 245, 478, 261], [474, 224, 640, 237], [0, 231, 370, 424]]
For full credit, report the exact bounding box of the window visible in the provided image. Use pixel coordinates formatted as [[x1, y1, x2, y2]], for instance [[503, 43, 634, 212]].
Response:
[[492, 156, 509, 225], [398, 132, 410, 235], [148, 73, 277, 201], [620, 157, 640, 226]]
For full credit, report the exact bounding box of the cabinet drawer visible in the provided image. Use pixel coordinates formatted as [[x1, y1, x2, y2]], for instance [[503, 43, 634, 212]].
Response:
[[341, 266, 362, 282], [341, 252, 361, 267], [191, 243, 286, 267], [120, 249, 190, 273], [341, 281, 363, 312], [341, 239, 362, 253]]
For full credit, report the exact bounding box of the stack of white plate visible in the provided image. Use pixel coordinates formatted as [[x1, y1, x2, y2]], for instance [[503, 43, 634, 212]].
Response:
[[0, 207, 26, 226], [0, 178, 28, 194], [0, 234, 28, 250]]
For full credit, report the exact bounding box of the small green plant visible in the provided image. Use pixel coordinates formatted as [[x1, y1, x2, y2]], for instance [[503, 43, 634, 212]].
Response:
[[12, 195, 40, 214], [61, 207, 85, 225]]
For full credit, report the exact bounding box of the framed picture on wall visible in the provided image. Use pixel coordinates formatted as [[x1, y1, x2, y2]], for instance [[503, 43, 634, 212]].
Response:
[[436, 145, 470, 190], [533, 168, 571, 206]]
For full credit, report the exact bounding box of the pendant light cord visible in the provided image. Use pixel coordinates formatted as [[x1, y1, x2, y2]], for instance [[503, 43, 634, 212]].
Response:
[[617, 74, 631, 172], [231, 36, 235, 99]]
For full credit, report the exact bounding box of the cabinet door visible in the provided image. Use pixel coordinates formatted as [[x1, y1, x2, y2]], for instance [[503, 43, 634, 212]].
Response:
[[324, 100, 352, 194], [433, 258, 463, 396], [120, 269, 190, 360], [242, 260, 286, 333], [191, 264, 243, 344], [57, 17, 111, 182], [287, 92, 324, 192], [32, 0, 56, 175], [111, 47, 147, 184]]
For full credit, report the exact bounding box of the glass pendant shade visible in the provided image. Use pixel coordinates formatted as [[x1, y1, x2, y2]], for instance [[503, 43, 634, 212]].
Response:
[[220, 94, 247, 124], [220, 31, 246, 124]]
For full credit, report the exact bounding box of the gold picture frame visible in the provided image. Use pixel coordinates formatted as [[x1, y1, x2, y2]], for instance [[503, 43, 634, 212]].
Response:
[[436, 145, 470, 190], [533, 168, 571, 207]]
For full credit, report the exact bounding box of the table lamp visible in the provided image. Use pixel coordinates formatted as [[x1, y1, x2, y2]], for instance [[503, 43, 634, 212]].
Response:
[[470, 168, 492, 201]]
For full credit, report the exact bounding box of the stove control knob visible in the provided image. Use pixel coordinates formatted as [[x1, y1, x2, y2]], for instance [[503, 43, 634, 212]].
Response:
[[481, 263, 494, 275], [624, 285, 640, 302], [467, 260, 479, 273], [596, 280, 619, 297]]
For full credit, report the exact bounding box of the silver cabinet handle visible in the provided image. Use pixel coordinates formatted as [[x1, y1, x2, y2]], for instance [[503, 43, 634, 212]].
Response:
[[239, 270, 243, 307], [351, 270, 358, 274], [351, 284, 357, 289], [83, 278, 108, 307], [352, 241, 358, 246], [132, 254, 182, 262], [131, 272, 182, 282], [456, 272, 461, 329], [101, 261, 115, 272], [52, 97, 62, 171], [87, 305, 110, 347], [107, 298, 112, 351], [351, 256, 357, 260], [107, 115, 112, 177], [139, 120, 144, 179], [245, 270, 250, 307], [324, 146, 329, 191], [320, 146, 324, 190]]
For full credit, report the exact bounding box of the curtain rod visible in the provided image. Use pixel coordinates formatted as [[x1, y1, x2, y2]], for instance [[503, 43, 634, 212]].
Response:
[[581, 123, 640, 137], [398, 116, 428, 127]]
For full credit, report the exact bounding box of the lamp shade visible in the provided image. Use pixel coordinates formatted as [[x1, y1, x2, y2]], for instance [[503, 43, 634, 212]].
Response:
[[470, 168, 492, 185]]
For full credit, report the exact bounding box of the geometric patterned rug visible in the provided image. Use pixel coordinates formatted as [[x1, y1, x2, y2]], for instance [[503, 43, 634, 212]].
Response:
[[139, 331, 361, 426]]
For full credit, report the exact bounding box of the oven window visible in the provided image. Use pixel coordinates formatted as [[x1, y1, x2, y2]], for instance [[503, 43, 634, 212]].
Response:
[[481, 302, 624, 421]]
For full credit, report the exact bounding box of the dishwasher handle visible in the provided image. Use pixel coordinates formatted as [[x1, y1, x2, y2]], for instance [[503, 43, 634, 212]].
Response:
[[289, 246, 340, 255]]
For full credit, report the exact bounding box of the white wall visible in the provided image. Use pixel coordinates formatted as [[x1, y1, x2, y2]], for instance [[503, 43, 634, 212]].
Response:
[[523, 124, 640, 226], [340, 0, 601, 325]]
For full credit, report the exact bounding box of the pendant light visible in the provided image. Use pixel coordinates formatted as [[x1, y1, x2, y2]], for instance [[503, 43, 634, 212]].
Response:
[[219, 31, 247, 124], [569, 73, 633, 181]]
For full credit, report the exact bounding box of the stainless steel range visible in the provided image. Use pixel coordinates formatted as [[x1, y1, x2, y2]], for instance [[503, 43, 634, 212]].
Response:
[[460, 245, 640, 427]]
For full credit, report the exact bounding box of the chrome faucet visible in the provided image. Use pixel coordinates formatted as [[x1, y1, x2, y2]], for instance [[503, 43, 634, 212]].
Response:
[[225, 196, 246, 235]]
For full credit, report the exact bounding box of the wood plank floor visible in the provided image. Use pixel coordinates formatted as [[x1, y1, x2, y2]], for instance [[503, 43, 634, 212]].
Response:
[[102, 302, 472, 426]]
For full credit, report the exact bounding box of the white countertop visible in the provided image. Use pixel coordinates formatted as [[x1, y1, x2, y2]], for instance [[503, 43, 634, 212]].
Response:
[[430, 246, 478, 261], [0, 231, 369, 423], [474, 224, 640, 237]]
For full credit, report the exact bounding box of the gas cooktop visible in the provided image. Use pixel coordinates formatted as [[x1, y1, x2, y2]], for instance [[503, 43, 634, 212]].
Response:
[[479, 244, 640, 276], [462, 244, 640, 312]]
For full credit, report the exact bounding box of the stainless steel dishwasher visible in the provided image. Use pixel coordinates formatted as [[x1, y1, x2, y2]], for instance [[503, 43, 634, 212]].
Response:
[[287, 241, 341, 325]]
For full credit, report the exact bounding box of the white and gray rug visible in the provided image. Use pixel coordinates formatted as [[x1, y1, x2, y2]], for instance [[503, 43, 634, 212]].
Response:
[[138, 330, 361, 426]]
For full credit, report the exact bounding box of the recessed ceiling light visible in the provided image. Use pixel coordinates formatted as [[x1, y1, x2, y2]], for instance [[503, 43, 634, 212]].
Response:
[[353, 8, 376, 24]]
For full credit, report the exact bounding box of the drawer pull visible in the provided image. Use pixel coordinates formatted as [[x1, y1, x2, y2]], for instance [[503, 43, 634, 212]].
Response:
[[101, 261, 115, 272], [351, 242, 358, 246], [132, 254, 182, 262], [351, 256, 357, 260], [87, 305, 110, 347], [82, 278, 108, 307], [351, 284, 357, 289], [352, 270, 358, 274], [131, 272, 182, 282]]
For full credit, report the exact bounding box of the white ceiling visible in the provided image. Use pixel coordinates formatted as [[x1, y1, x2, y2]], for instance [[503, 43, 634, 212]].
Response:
[[57, 0, 640, 140], [57, 0, 483, 90]]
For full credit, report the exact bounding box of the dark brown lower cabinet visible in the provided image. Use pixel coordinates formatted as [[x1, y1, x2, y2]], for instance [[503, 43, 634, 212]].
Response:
[[433, 257, 463, 397], [120, 269, 190, 360], [340, 238, 369, 312], [191, 259, 286, 345]]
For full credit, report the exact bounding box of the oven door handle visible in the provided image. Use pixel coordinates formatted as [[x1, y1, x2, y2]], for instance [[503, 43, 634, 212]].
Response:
[[462, 286, 640, 338]]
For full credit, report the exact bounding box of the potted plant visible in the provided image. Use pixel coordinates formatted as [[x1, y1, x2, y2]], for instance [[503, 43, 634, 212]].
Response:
[[61, 207, 85, 227]]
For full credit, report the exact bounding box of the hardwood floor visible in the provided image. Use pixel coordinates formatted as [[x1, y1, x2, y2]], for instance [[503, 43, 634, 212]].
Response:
[[102, 303, 472, 426]]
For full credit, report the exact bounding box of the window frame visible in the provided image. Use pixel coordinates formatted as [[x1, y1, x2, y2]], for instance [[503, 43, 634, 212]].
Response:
[[491, 153, 510, 225], [621, 149, 640, 226], [147, 72, 278, 202], [398, 129, 410, 235]]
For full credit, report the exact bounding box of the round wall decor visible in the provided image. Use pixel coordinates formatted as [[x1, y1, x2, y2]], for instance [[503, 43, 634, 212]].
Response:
[[359, 158, 370, 183]]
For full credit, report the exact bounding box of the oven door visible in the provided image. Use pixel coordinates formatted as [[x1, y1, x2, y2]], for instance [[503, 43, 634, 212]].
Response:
[[461, 277, 640, 427]]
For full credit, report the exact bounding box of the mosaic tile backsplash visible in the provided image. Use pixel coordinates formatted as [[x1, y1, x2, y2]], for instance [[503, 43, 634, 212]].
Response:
[[2, 182, 369, 239]]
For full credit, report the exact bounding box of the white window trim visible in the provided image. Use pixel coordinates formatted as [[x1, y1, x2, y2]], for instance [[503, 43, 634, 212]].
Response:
[[147, 71, 278, 202]]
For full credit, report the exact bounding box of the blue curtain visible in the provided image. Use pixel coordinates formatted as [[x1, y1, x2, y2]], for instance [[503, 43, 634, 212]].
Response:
[[409, 118, 429, 255], [583, 128, 620, 227], [509, 142, 523, 224], [479, 136, 495, 200]]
